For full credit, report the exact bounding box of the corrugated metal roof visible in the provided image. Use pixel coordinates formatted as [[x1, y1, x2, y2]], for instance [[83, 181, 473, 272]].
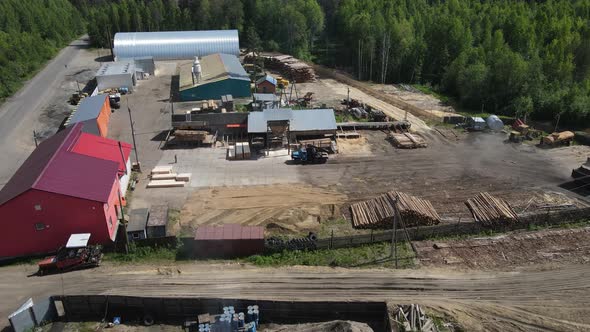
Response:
[[128, 208, 149, 232], [253, 93, 278, 102], [147, 205, 168, 227], [67, 95, 108, 125], [0, 123, 124, 205], [114, 30, 240, 60], [179, 53, 249, 91], [194, 224, 264, 240], [66, 233, 91, 248], [256, 74, 277, 86], [71, 133, 132, 174], [96, 61, 135, 77], [247, 109, 337, 133]]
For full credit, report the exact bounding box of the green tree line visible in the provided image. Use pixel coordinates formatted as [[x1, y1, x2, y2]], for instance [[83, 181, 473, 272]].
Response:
[[0, 0, 85, 102], [326, 0, 590, 126]]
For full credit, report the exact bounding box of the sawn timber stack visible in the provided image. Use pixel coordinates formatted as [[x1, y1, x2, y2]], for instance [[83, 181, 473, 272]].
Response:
[[465, 192, 519, 226], [350, 191, 441, 229]]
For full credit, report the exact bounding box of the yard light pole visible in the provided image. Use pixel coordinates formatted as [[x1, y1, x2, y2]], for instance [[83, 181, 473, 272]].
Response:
[[127, 98, 141, 172]]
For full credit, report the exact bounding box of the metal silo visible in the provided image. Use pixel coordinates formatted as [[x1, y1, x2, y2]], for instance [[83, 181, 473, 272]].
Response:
[[113, 30, 240, 60]]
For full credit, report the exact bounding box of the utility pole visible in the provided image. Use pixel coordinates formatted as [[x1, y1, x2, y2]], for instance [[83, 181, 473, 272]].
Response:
[[117, 141, 129, 254], [33, 130, 38, 147], [127, 99, 141, 172], [391, 207, 398, 268]]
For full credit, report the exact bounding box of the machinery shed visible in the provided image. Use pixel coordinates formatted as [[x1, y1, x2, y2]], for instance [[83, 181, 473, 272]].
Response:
[[248, 108, 337, 137], [114, 30, 240, 60], [179, 53, 251, 101], [65, 95, 111, 137], [193, 224, 264, 258], [118, 56, 155, 79], [96, 62, 136, 92]]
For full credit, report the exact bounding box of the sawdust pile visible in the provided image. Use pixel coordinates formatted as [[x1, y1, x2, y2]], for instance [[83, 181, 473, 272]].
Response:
[[263, 320, 373, 332], [177, 185, 347, 234], [337, 137, 372, 155]]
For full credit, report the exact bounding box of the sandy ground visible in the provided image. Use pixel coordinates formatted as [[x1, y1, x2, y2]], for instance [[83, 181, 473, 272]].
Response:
[[2, 260, 590, 331], [178, 185, 347, 235], [369, 83, 461, 120], [298, 78, 430, 132]]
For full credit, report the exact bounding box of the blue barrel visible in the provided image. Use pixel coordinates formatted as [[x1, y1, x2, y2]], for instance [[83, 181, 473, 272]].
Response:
[[253, 309, 259, 327], [238, 312, 245, 328], [247, 310, 253, 323]]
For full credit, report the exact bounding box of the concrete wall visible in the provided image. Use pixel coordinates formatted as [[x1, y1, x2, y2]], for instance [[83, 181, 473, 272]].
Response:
[[9, 298, 58, 332]]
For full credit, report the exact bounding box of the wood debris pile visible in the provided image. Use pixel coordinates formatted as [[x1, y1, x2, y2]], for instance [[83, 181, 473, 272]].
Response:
[[247, 53, 316, 82], [350, 191, 440, 229], [390, 133, 427, 148], [393, 304, 440, 332], [465, 192, 519, 226]]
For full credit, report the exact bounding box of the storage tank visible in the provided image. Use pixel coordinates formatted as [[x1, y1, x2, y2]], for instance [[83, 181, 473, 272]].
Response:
[[486, 115, 504, 131], [113, 30, 240, 60]]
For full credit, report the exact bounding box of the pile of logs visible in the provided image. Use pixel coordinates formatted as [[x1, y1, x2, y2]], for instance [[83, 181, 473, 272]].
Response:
[[393, 304, 440, 332], [465, 192, 519, 226], [350, 193, 396, 229], [350, 191, 440, 229], [395, 192, 441, 227], [247, 53, 316, 83]]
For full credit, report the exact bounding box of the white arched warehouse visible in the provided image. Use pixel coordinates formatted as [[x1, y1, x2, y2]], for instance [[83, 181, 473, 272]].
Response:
[[113, 30, 240, 60]]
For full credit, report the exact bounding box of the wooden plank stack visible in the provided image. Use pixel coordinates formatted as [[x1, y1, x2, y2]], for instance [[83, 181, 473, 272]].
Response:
[[390, 133, 427, 148], [350, 191, 440, 229], [247, 53, 316, 83], [465, 192, 519, 226], [394, 192, 441, 227]]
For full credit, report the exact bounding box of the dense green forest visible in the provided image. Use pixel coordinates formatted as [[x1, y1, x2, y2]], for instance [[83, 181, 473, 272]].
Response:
[[0, 0, 85, 101], [77, 0, 590, 126], [2, 0, 589, 126]]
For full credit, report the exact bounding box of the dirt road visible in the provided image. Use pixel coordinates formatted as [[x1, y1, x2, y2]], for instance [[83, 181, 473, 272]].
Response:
[[0, 36, 99, 189], [1, 263, 590, 331]]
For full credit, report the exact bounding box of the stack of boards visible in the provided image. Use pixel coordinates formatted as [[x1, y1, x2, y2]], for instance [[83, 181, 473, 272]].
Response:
[[227, 142, 251, 160], [147, 166, 192, 188], [390, 132, 427, 149], [465, 192, 519, 226]]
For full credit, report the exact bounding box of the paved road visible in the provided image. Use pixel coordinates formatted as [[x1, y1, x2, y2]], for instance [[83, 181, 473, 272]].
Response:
[[0, 37, 90, 188], [1, 262, 589, 331]]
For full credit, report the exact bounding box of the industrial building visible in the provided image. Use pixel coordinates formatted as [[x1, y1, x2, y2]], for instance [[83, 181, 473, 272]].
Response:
[[256, 75, 277, 94], [248, 108, 337, 138], [179, 53, 251, 101], [252, 93, 280, 111], [113, 30, 240, 60], [96, 61, 136, 92], [171, 112, 249, 137], [65, 94, 111, 137], [0, 123, 132, 259], [193, 224, 264, 258], [118, 56, 156, 79]]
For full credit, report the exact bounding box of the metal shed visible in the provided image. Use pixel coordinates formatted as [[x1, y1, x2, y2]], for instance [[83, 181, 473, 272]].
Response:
[[147, 205, 168, 238], [193, 224, 264, 258], [179, 53, 251, 101], [248, 108, 337, 136], [113, 30, 240, 60], [252, 93, 280, 110], [65, 94, 111, 137], [127, 208, 149, 241], [96, 62, 136, 92]]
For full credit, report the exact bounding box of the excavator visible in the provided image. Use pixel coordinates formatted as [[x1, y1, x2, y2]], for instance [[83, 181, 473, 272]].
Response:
[[291, 144, 329, 164]]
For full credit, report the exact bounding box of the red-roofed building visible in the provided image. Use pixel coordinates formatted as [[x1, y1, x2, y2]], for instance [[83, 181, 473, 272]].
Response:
[[0, 123, 132, 259], [193, 224, 265, 258]]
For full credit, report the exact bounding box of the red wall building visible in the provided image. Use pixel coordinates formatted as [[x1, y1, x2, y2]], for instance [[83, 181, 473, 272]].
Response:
[[0, 123, 131, 259], [256, 75, 277, 94]]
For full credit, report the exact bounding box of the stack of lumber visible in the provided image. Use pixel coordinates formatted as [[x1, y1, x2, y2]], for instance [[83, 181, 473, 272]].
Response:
[[250, 54, 316, 83], [394, 192, 441, 226], [148, 166, 191, 188], [174, 130, 208, 142], [350, 193, 396, 229], [350, 191, 440, 229], [465, 192, 519, 225], [390, 133, 427, 148], [228, 142, 251, 160]]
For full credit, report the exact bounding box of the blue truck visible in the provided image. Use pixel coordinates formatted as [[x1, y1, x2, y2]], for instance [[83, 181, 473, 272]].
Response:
[[291, 145, 329, 164]]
